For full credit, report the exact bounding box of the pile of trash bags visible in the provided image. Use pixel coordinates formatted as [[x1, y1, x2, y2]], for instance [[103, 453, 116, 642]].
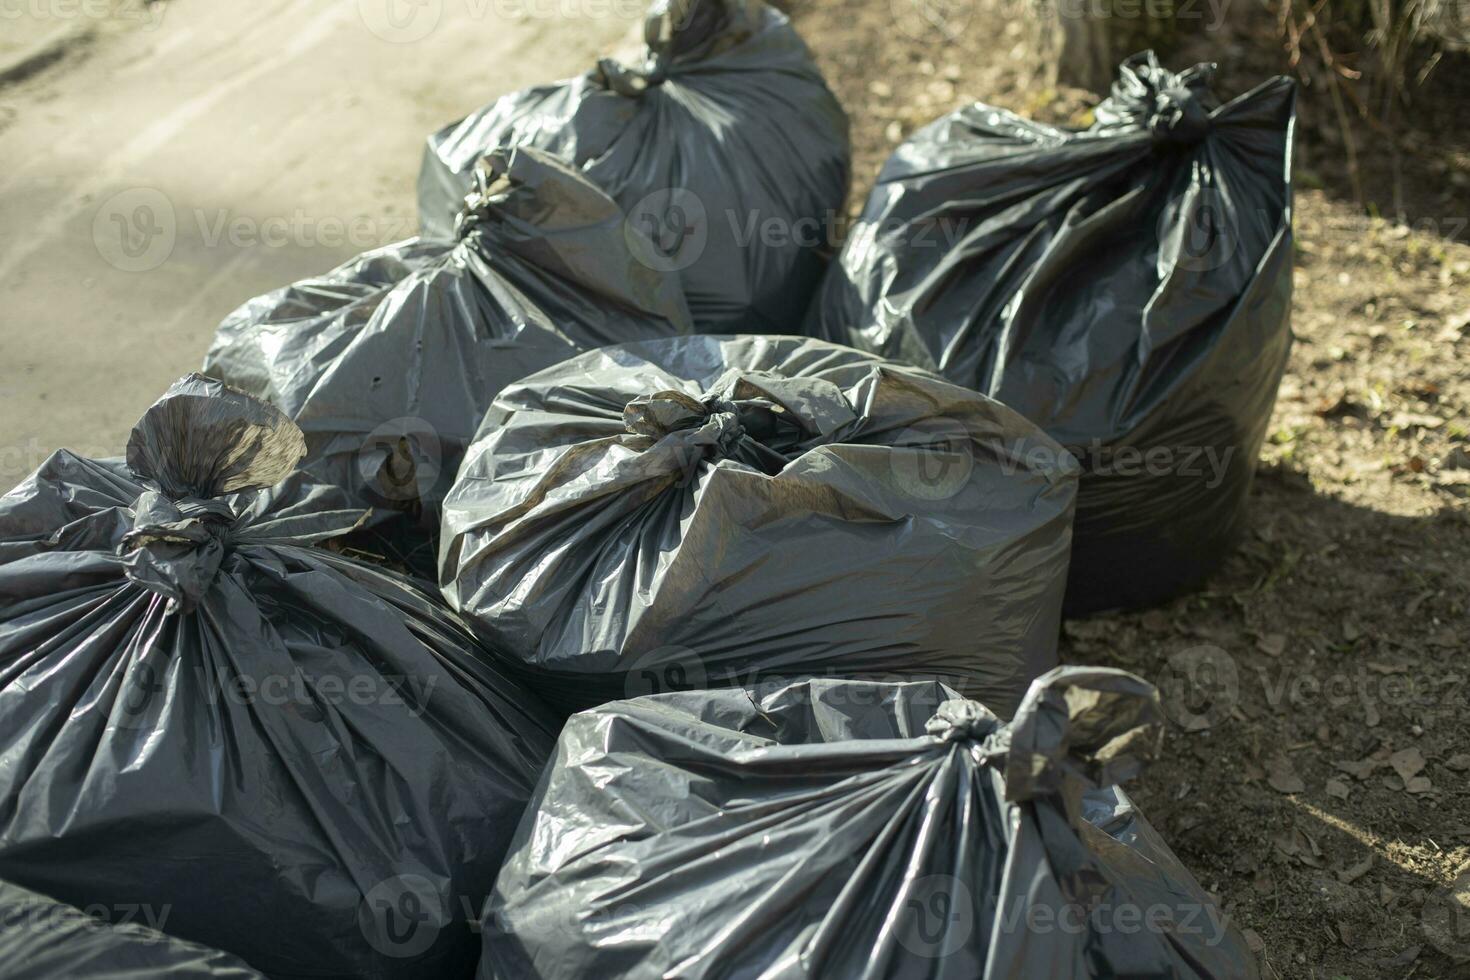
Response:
[[419, 0, 850, 334], [205, 147, 692, 526], [482, 667, 1258, 979], [0, 377, 557, 979], [441, 334, 1078, 716], [806, 53, 1296, 614], [3, 12, 1294, 973]]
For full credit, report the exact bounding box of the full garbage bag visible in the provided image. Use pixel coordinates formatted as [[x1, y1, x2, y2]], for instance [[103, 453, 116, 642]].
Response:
[[806, 53, 1296, 615], [440, 335, 1078, 717], [0, 878, 263, 979], [418, 0, 850, 333], [204, 146, 691, 525], [481, 667, 1258, 979], [0, 376, 559, 980]]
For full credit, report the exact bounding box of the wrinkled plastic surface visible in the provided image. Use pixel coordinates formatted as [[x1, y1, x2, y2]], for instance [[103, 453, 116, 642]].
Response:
[[0, 376, 559, 979], [483, 667, 1258, 979], [205, 146, 691, 522], [441, 335, 1077, 717], [0, 879, 262, 979], [807, 53, 1296, 614], [419, 0, 850, 333]]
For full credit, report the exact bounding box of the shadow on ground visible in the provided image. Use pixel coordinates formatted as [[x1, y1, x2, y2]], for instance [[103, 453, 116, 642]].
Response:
[[1067, 470, 1469, 976]]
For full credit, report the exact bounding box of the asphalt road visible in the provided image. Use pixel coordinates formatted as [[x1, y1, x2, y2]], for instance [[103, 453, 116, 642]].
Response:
[[0, 0, 640, 485]]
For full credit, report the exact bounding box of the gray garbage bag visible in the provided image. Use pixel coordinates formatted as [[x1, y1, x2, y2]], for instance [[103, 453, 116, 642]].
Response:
[[0, 376, 559, 980], [0, 879, 262, 979], [805, 52, 1296, 615], [481, 667, 1258, 980], [418, 0, 849, 334], [205, 146, 691, 524], [440, 335, 1078, 717]]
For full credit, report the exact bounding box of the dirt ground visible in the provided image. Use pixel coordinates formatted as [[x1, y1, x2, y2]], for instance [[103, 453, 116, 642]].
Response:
[[2, 0, 1466, 976], [0, 0, 641, 481], [781, 0, 1469, 976]]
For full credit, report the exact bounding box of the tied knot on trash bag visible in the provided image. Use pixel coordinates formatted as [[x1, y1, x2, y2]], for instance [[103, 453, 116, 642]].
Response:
[[1094, 51, 1218, 147], [1148, 83, 1214, 145], [592, 0, 685, 98], [925, 698, 1002, 743], [594, 54, 670, 98], [980, 667, 1165, 803], [450, 147, 678, 312], [624, 389, 747, 458], [118, 374, 308, 612], [593, 0, 751, 97], [454, 152, 513, 240], [118, 491, 236, 613], [623, 383, 804, 476]]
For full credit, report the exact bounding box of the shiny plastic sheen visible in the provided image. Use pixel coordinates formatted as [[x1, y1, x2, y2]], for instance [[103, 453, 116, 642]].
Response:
[[482, 668, 1258, 978], [418, 0, 850, 334], [807, 53, 1296, 614], [0, 377, 558, 979], [441, 335, 1078, 717], [205, 147, 691, 522]]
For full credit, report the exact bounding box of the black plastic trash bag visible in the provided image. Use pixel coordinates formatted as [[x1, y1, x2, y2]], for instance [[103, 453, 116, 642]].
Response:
[[806, 53, 1296, 615], [205, 146, 691, 524], [418, 0, 850, 334], [481, 667, 1258, 979], [441, 335, 1077, 717], [0, 878, 263, 979], [0, 376, 559, 980]]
